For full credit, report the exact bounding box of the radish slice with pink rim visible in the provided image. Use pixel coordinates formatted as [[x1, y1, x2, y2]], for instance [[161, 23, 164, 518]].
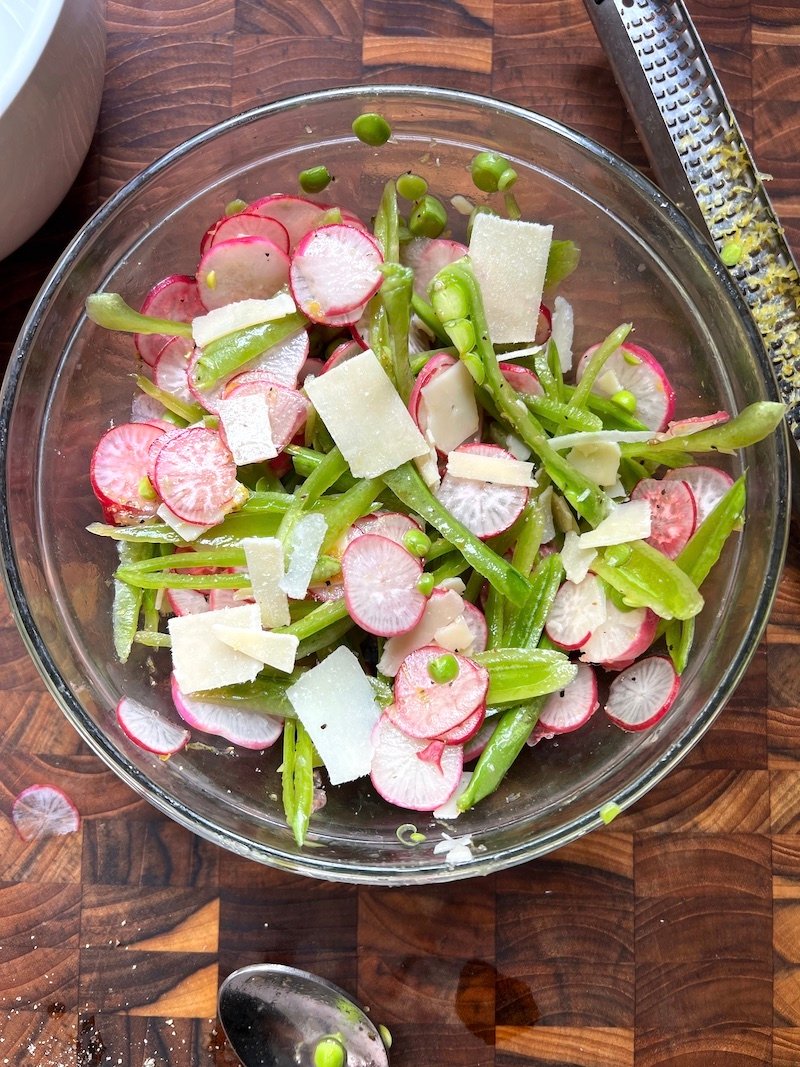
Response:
[[545, 573, 607, 651], [370, 714, 464, 811], [402, 237, 468, 299], [12, 784, 80, 842], [435, 702, 486, 744], [135, 274, 205, 367], [342, 534, 426, 637], [461, 601, 488, 653], [203, 211, 290, 255], [354, 511, 422, 544], [166, 588, 209, 616], [604, 655, 680, 731], [664, 464, 734, 529], [152, 426, 238, 526], [321, 339, 363, 374], [90, 422, 166, 516], [538, 663, 599, 734], [248, 193, 331, 248], [576, 340, 676, 431], [171, 675, 283, 749], [187, 330, 309, 412], [579, 602, 658, 670], [463, 718, 496, 763], [390, 645, 489, 740], [631, 477, 696, 558], [116, 696, 191, 755], [223, 379, 309, 451], [499, 362, 544, 396], [436, 443, 529, 540], [197, 236, 290, 309], [290, 224, 384, 322], [153, 337, 196, 406]]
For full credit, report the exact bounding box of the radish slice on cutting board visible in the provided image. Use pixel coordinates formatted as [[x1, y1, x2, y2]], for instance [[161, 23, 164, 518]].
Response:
[[12, 785, 81, 842]]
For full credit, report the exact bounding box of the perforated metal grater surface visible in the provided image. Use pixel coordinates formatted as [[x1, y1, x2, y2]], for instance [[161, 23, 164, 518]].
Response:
[[584, 0, 800, 439]]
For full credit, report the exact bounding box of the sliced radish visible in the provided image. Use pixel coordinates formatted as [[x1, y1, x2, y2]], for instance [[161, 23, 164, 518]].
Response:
[[350, 305, 371, 349], [460, 602, 488, 654], [290, 224, 384, 323], [390, 645, 489, 740], [436, 443, 528, 540], [604, 655, 680, 731], [408, 352, 456, 422], [664, 464, 734, 528], [418, 739, 446, 767], [631, 477, 696, 559], [187, 331, 309, 413], [463, 718, 496, 763], [545, 573, 607, 650], [435, 703, 486, 744], [166, 588, 209, 616], [659, 411, 730, 438], [499, 362, 544, 397], [223, 379, 309, 452], [248, 193, 331, 249], [203, 211, 290, 255], [342, 534, 426, 637], [370, 714, 464, 811], [377, 588, 465, 677], [12, 784, 80, 842], [299, 356, 325, 384], [354, 511, 422, 544], [579, 602, 658, 670], [90, 422, 166, 516], [153, 337, 196, 406], [171, 675, 283, 749], [152, 426, 238, 526], [130, 391, 169, 424], [576, 341, 676, 431], [116, 696, 190, 755], [538, 663, 599, 734], [402, 237, 468, 299], [208, 587, 252, 611], [535, 302, 552, 345], [321, 339, 363, 374], [197, 236, 290, 310], [135, 275, 205, 367]]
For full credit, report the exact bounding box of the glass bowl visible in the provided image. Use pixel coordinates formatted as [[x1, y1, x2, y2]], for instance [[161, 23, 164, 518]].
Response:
[[0, 86, 789, 884]]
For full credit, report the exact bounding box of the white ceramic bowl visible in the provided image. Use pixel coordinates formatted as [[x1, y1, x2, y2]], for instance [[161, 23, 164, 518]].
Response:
[[0, 0, 105, 260]]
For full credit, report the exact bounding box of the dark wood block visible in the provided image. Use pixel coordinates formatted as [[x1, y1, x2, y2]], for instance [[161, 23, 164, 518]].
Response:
[[107, 0, 236, 32], [617, 770, 771, 834], [634, 1027, 772, 1066], [232, 36, 365, 111], [364, 0, 493, 37], [81, 818, 220, 888], [79, 948, 218, 1016], [496, 1025, 633, 1066], [636, 959, 773, 1030], [235, 0, 363, 36], [81, 885, 220, 952], [773, 1027, 800, 1065]]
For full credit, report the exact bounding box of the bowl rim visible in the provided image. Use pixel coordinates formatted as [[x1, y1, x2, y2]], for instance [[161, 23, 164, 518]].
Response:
[[0, 84, 790, 883]]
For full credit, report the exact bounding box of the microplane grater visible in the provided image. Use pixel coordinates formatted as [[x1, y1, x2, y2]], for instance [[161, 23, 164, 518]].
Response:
[[584, 0, 800, 440]]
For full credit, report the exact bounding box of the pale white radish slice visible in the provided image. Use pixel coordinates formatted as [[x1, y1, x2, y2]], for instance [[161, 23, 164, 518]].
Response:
[[390, 645, 489, 740], [153, 336, 195, 406], [12, 784, 80, 841], [204, 211, 290, 254], [290, 224, 384, 322], [342, 534, 426, 637], [435, 702, 486, 744], [377, 588, 465, 677], [499, 361, 544, 396], [538, 663, 599, 734], [171, 675, 283, 749], [576, 341, 676, 431], [166, 588, 209, 616], [436, 443, 529, 540], [461, 601, 488, 653], [223, 379, 309, 452], [370, 714, 464, 811], [664, 465, 734, 529], [463, 719, 495, 763], [249, 193, 331, 248], [401, 237, 468, 298], [116, 696, 191, 755], [631, 477, 696, 559], [187, 331, 309, 413], [579, 602, 658, 670], [321, 339, 363, 374], [354, 511, 422, 544], [197, 236, 290, 310], [135, 274, 205, 366], [130, 391, 169, 424], [545, 573, 607, 651], [604, 655, 680, 731], [208, 588, 249, 611], [658, 410, 730, 439], [152, 426, 239, 526], [90, 422, 166, 517]]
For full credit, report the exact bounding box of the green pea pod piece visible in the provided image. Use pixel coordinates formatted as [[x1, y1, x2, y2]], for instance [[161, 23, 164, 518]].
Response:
[[507, 552, 565, 650], [193, 313, 307, 390], [85, 292, 194, 338], [318, 477, 384, 552], [380, 262, 415, 403], [411, 294, 452, 345], [135, 375, 202, 424], [484, 585, 505, 650], [510, 500, 545, 580], [674, 474, 746, 587], [592, 540, 704, 621], [566, 322, 633, 415], [523, 393, 603, 434], [113, 541, 155, 662], [277, 598, 350, 641], [282, 721, 298, 834], [665, 615, 695, 674], [473, 648, 577, 705], [619, 402, 786, 461], [456, 699, 544, 811], [544, 240, 581, 288], [373, 178, 400, 264], [291, 721, 316, 846]]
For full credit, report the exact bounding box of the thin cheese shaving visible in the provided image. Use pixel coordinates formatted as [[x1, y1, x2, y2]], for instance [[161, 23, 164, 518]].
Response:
[[191, 294, 296, 348], [156, 502, 209, 542], [168, 603, 263, 694], [242, 537, 291, 627], [211, 625, 299, 673], [280, 513, 327, 600], [579, 500, 651, 548], [217, 391, 277, 465], [446, 450, 536, 488]]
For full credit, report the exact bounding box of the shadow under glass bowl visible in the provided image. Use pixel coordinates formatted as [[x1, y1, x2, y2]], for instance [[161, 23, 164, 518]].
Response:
[[0, 86, 789, 884]]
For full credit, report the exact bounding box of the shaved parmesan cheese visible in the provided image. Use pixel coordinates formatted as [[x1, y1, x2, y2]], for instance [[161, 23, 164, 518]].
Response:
[[243, 537, 290, 627], [549, 429, 654, 451], [566, 440, 621, 487], [432, 832, 474, 865], [414, 443, 441, 490], [217, 390, 277, 465], [420, 360, 480, 453], [596, 367, 624, 397], [468, 213, 553, 344], [433, 771, 473, 819], [286, 647, 381, 785], [538, 486, 556, 545], [433, 616, 475, 653], [191, 294, 296, 348], [304, 349, 428, 477], [168, 603, 262, 694], [579, 500, 651, 549], [561, 530, 597, 585], [378, 590, 464, 676], [212, 625, 299, 673], [156, 502, 209, 542], [550, 295, 574, 374], [280, 513, 327, 599], [446, 450, 536, 488], [504, 433, 532, 461]]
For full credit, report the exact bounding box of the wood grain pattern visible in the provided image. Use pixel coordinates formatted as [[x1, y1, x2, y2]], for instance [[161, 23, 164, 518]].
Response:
[[0, 1, 799, 1064]]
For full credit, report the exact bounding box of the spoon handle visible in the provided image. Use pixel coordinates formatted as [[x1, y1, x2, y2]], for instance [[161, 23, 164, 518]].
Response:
[[584, 0, 800, 444]]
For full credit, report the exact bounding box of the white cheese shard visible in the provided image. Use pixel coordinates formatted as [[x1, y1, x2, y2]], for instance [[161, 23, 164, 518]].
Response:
[[420, 360, 480, 454], [432, 832, 474, 865], [446, 450, 536, 488], [156, 502, 209, 542], [286, 646, 381, 785], [304, 349, 428, 477], [537, 486, 556, 545], [433, 771, 473, 819], [504, 433, 532, 461], [561, 530, 597, 585], [548, 429, 654, 451], [550, 295, 574, 374], [468, 213, 553, 344], [377, 589, 464, 677], [280, 513, 327, 599], [168, 603, 263, 694], [191, 294, 296, 348], [243, 537, 291, 627], [414, 442, 442, 490], [433, 616, 475, 654], [217, 390, 277, 465], [579, 500, 652, 549], [566, 440, 622, 488], [211, 625, 299, 673], [596, 367, 624, 397]]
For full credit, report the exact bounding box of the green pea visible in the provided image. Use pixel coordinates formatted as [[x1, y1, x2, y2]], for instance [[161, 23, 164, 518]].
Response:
[[138, 476, 157, 501], [611, 389, 637, 413], [299, 165, 333, 194], [313, 1036, 347, 1067], [416, 572, 435, 596], [720, 240, 743, 267], [470, 151, 518, 193], [427, 652, 459, 684], [378, 1024, 393, 1049], [397, 172, 428, 200], [352, 112, 392, 146], [408, 194, 447, 238], [403, 529, 432, 557], [224, 198, 248, 216]]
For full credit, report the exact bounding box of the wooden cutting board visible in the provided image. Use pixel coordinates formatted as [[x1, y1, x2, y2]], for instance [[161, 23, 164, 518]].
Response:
[[1, 1, 799, 1064]]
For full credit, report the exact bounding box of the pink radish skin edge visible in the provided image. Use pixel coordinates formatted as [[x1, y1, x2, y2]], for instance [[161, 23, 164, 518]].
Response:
[[11, 784, 81, 842], [116, 697, 191, 756], [342, 534, 426, 638], [604, 655, 681, 732], [370, 715, 464, 811], [171, 675, 283, 750], [538, 663, 599, 734]]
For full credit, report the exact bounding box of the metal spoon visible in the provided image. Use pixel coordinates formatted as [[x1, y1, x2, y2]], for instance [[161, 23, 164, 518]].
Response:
[[218, 964, 391, 1067]]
